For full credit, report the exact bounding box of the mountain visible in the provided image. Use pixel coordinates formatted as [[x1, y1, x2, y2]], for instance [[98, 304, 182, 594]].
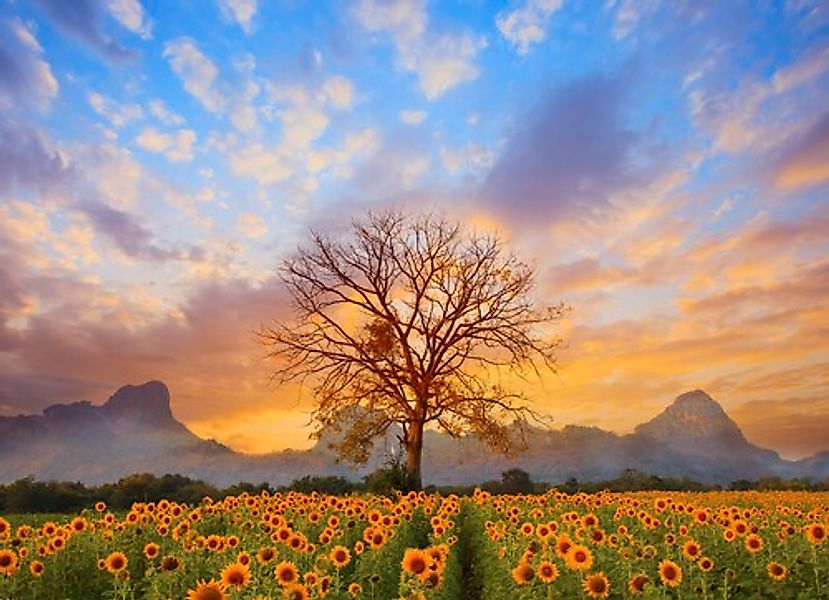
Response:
[[0, 382, 390, 487], [0, 382, 826, 487]]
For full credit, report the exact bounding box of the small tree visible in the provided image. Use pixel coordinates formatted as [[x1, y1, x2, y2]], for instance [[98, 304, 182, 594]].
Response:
[[260, 210, 564, 489]]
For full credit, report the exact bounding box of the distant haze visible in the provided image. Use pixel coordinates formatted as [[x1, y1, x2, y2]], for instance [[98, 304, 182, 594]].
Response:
[[0, 381, 826, 488]]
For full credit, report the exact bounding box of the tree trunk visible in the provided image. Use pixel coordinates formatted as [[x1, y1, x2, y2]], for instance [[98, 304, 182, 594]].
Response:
[[405, 418, 424, 491]]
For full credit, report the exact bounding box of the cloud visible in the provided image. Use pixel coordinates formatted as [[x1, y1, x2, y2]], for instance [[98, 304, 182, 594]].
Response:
[[236, 213, 267, 238], [163, 39, 260, 132], [775, 112, 829, 189], [496, 0, 563, 55], [32, 0, 136, 61], [104, 0, 153, 39], [135, 127, 197, 162], [440, 143, 494, 173], [163, 39, 224, 113], [483, 74, 636, 225], [0, 119, 72, 194], [399, 109, 427, 125], [609, 0, 660, 41], [352, 0, 426, 45], [731, 395, 829, 459], [306, 128, 378, 174], [352, 0, 485, 100], [230, 144, 293, 185], [148, 99, 185, 126], [87, 91, 144, 128], [772, 44, 829, 94], [77, 201, 201, 261], [0, 374, 113, 415], [349, 128, 431, 197], [322, 75, 355, 109], [0, 271, 303, 445], [0, 19, 59, 111], [217, 0, 258, 34], [230, 81, 374, 191]]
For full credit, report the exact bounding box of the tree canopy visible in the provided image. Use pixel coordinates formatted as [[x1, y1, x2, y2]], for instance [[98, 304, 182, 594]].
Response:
[[260, 210, 565, 489]]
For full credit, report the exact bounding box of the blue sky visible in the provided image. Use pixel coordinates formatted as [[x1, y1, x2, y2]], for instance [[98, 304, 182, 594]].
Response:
[[1, 0, 828, 458]]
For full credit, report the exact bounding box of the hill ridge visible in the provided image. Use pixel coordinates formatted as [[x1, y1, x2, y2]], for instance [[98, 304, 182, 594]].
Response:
[[0, 381, 826, 487]]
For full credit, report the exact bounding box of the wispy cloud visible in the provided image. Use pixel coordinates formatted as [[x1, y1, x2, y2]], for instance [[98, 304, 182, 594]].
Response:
[[352, 0, 485, 100], [496, 0, 563, 55], [0, 19, 59, 111], [32, 0, 137, 61]]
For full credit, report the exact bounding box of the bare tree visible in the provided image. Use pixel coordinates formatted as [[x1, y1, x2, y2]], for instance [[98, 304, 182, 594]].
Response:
[[259, 210, 565, 489]]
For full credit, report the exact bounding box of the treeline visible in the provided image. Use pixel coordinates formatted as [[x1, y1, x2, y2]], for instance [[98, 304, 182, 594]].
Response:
[[430, 468, 829, 496], [2, 468, 828, 513], [0, 474, 271, 514], [0, 462, 413, 513]]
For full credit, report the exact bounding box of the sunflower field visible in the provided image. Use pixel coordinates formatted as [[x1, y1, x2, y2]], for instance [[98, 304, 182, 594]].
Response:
[[0, 489, 826, 599]]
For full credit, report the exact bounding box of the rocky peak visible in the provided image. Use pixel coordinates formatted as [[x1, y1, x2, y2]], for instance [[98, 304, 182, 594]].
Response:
[[635, 390, 747, 448], [101, 381, 177, 428]]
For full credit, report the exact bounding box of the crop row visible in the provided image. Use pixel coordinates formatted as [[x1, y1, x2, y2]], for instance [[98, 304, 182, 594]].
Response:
[[0, 489, 826, 599]]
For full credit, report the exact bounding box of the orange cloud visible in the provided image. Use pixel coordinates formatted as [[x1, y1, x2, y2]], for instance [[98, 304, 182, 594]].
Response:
[[776, 114, 829, 189]]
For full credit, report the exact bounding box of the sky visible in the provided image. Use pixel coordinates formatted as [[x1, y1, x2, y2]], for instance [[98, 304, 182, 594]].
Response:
[[1, 0, 828, 460]]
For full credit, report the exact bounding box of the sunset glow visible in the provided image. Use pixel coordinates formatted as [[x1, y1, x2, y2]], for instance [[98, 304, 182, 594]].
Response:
[[1, 0, 827, 459]]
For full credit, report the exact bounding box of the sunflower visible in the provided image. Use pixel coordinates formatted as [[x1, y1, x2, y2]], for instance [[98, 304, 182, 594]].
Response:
[[29, 560, 45, 577], [0, 550, 18, 576], [330, 545, 351, 568], [368, 529, 386, 549], [744, 533, 763, 553], [582, 572, 610, 599], [767, 562, 787, 581], [348, 582, 362, 597], [205, 534, 223, 551], [402, 548, 428, 575], [283, 583, 310, 600], [805, 523, 826, 544], [257, 546, 277, 564], [275, 561, 299, 586], [143, 543, 160, 560], [185, 579, 228, 600], [423, 570, 441, 588], [49, 536, 66, 552], [682, 540, 701, 561], [160, 555, 181, 571], [95, 501, 107, 512], [511, 561, 534, 585], [698, 557, 714, 572], [555, 533, 573, 557], [318, 575, 332, 597], [627, 574, 649, 594], [221, 562, 251, 589], [723, 529, 736, 542], [70, 517, 87, 533], [538, 560, 559, 583], [104, 551, 128, 574], [426, 544, 448, 567], [658, 560, 682, 587], [565, 544, 594, 571]]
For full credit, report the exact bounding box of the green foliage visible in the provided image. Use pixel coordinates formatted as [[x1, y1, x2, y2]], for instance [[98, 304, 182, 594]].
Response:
[[363, 458, 411, 496], [284, 475, 357, 495], [1, 469, 827, 515]]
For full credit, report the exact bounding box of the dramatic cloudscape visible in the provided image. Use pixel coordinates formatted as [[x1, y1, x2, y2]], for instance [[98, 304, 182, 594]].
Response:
[[1, 0, 828, 459]]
